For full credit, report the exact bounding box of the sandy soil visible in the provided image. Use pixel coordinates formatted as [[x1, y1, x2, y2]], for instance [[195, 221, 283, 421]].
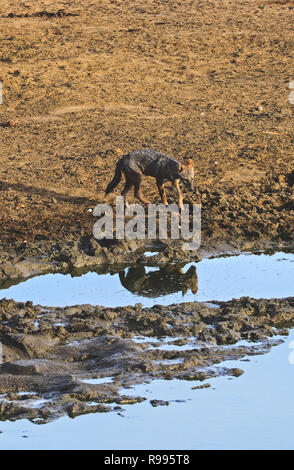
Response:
[[0, 0, 293, 254]]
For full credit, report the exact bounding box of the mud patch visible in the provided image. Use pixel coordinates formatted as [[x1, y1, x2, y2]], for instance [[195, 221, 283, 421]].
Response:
[[3, 10, 79, 19], [0, 296, 293, 423]]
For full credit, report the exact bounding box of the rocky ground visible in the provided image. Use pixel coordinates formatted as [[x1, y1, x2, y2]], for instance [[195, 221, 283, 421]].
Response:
[[0, 296, 293, 423]]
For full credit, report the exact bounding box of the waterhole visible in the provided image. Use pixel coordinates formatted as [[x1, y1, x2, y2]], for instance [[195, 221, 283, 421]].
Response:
[[0, 250, 293, 450], [0, 251, 293, 307]]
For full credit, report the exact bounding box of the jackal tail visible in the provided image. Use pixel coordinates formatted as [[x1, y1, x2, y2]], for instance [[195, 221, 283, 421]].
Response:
[[105, 160, 122, 195]]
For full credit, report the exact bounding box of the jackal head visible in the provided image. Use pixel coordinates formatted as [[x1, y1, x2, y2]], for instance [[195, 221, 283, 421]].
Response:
[[179, 159, 194, 191]]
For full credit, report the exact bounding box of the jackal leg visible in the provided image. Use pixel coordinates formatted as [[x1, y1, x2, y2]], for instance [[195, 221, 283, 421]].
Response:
[[174, 179, 183, 209], [156, 180, 168, 206], [133, 174, 150, 205], [121, 179, 133, 206]]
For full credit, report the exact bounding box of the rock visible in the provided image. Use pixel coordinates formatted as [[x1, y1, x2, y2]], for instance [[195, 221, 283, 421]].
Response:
[[230, 368, 244, 377], [150, 399, 169, 407], [2, 334, 58, 358], [191, 383, 211, 390], [1, 263, 20, 278]]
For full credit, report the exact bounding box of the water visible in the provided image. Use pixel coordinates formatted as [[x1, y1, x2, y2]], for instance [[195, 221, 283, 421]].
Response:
[[0, 250, 293, 449], [0, 330, 293, 450], [0, 252, 293, 307]]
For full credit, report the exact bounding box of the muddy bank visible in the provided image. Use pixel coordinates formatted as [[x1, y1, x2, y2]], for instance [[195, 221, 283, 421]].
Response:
[[1, 234, 293, 287], [0, 296, 293, 423], [0, 237, 201, 285]]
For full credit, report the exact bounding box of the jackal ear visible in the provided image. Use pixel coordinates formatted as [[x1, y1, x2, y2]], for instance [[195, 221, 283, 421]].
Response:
[[180, 163, 185, 172], [186, 159, 194, 168]]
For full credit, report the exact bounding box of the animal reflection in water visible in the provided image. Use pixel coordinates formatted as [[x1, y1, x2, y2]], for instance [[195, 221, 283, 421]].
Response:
[[119, 265, 198, 298]]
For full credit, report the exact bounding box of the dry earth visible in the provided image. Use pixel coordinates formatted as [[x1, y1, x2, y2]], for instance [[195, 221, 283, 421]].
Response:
[[0, 0, 293, 257]]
